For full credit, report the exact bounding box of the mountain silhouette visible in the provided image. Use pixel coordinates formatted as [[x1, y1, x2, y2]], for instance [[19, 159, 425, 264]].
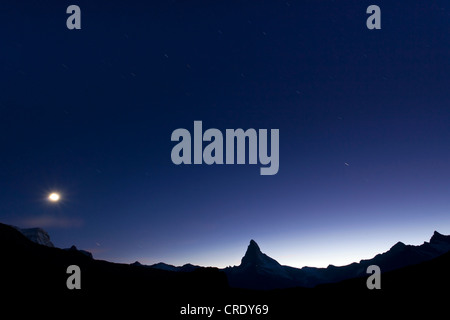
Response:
[[12, 226, 54, 247], [1, 222, 449, 317], [0, 223, 228, 302], [224, 239, 293, 289], [126, 232, 450, 290], [241, 239, 279, 267], [139, 262, 201, 272], [225, 232, 450, 289]]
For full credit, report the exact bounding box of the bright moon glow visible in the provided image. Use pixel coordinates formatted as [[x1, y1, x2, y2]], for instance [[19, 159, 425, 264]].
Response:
[[48, 193, 60, 202]]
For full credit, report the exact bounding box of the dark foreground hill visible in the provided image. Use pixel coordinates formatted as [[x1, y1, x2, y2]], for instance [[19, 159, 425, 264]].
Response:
[[0, 223, 227, 295], [0, 223, 448, 318]]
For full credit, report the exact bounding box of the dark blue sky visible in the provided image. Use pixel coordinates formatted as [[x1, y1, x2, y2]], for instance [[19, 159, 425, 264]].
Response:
[[1, 0, 450, 268]]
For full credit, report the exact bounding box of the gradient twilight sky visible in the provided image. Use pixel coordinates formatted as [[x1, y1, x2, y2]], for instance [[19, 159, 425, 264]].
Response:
[[1, 1, 450, 268]]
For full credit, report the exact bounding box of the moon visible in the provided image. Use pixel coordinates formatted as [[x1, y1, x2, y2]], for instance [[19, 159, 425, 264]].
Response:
[[48, 192, 61, 202]]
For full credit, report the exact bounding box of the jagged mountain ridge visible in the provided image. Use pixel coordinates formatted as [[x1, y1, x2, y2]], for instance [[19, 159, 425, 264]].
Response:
[[5, 222, 449, 290], [131, 231, 450, 289], [224, 231, 450, 289], [135, 231, 450, 289], [1, 223, 448, 316]]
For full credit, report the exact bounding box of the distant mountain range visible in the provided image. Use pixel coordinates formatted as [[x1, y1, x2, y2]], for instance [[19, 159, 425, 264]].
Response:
[[223, 232, 450, 289], [8, 223, 450, 291], [1, 222, 449, 316], [131, 231, 450, 290]]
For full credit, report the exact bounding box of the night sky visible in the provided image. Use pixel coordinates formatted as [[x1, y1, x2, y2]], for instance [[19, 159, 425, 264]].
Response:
[[1, 0, 450, 268]]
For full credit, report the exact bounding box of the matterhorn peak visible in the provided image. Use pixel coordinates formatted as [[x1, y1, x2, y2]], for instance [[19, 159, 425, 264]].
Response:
[[248, 239, 261, 251], [240, 239, 284, 269], [241, 240, 263, 266]]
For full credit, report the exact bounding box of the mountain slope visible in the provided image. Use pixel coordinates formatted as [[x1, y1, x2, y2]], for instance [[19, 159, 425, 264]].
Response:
[[224, 232, 450, 290], [1, 222, 448, 317], [13, 226, 55, 247], [0, 223, 228, 301], [3, 221, 449, 295], [224, 239, 295, 289]]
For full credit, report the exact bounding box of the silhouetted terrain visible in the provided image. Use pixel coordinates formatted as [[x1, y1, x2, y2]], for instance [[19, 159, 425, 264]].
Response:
[[1, 223, 448, 317], [224, 233, 450, 289]]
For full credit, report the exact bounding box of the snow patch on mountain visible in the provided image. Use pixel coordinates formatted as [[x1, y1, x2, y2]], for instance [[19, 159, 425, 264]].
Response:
[[13, 226, 54, 247]]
